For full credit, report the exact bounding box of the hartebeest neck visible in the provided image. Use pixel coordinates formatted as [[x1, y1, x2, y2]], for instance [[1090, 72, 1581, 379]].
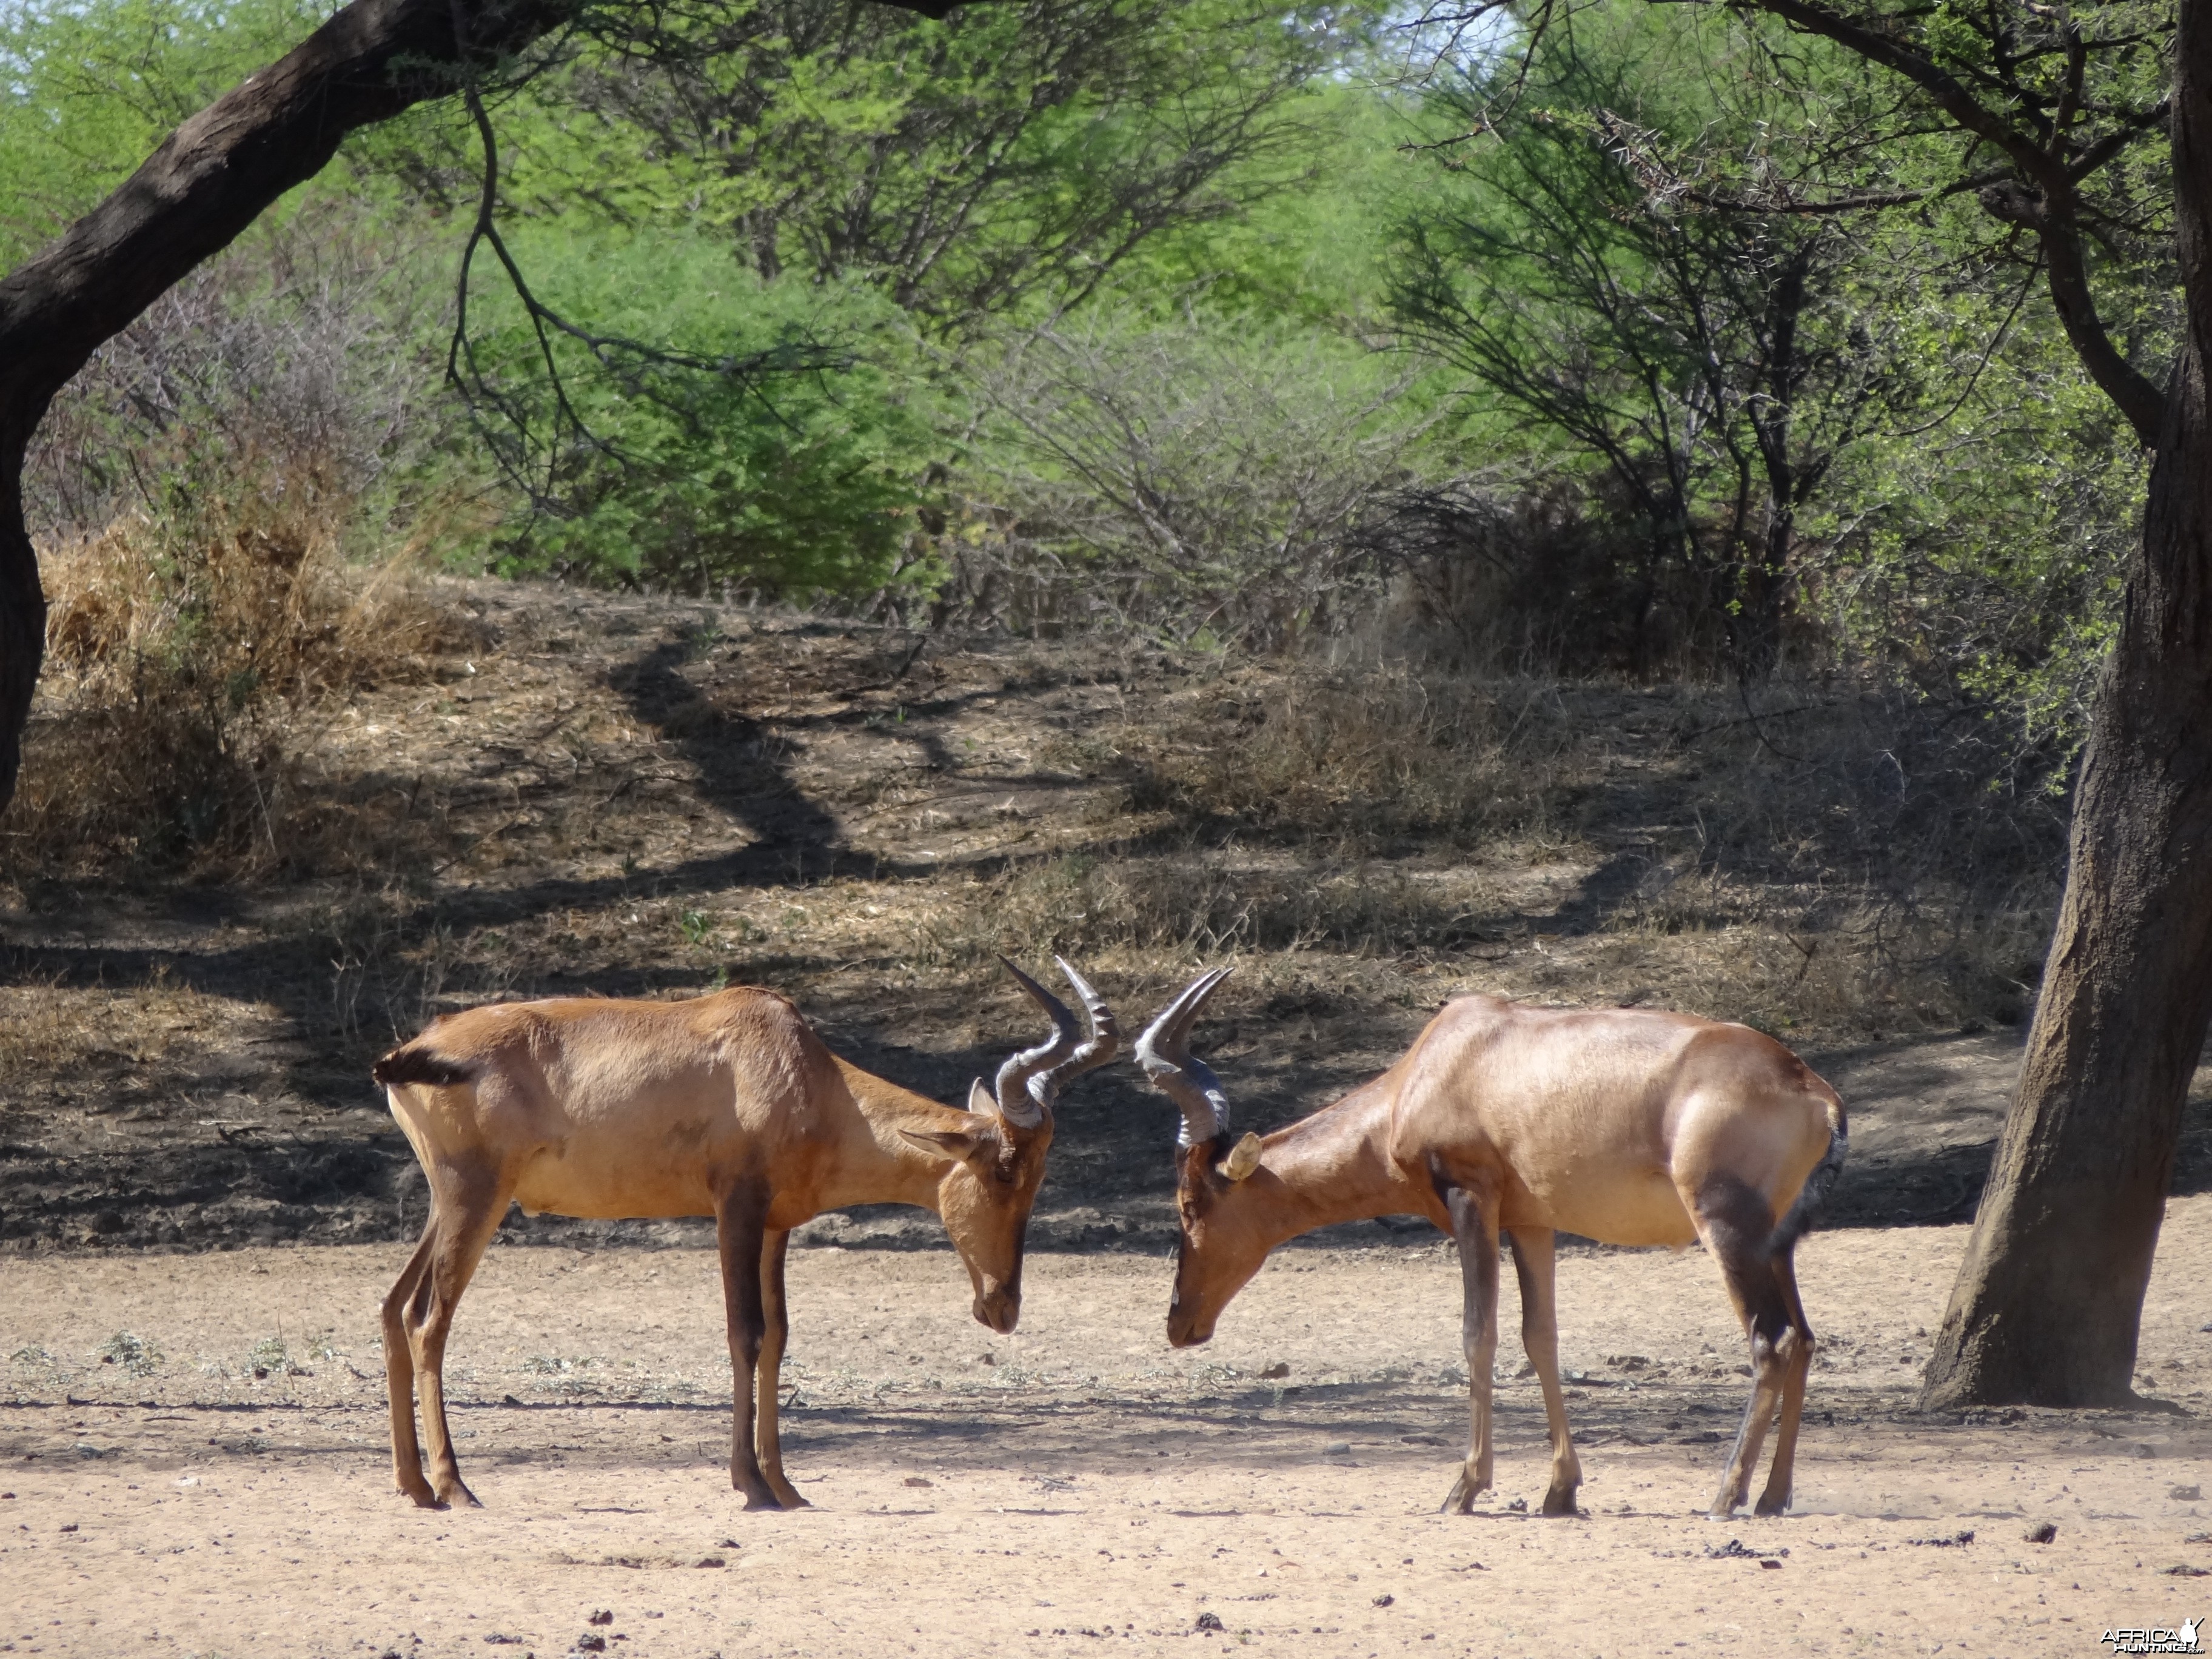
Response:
[[826, 1058, 985, 1214], [1236, 1074, 1432, 1248]]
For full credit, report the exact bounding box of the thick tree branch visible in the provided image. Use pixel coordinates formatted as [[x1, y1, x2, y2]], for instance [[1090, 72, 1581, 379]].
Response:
[[1724, 0, 2171, 446], [0, 0, 982, 812], [1979, 178, 2171, 444]]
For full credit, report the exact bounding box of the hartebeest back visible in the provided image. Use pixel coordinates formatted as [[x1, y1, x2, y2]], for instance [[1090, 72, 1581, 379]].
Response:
[[372, 957, 1117, 1511], [1134, 970, 1846, 1518]]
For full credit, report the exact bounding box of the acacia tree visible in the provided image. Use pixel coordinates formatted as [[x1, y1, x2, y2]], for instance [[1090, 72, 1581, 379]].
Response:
[[1408, 0, 2192, 1402], [1665, 0, 2188, 1404], [1737, 0, 2198, 1411], [0, 0, 983, 809], [532, 0, 1346, 331], [1389, 12, 1914, 679]]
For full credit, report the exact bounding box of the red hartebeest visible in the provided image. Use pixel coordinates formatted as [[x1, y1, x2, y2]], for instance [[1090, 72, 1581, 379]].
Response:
[[1133, 969, 1846, 1518], [372, 959, 1117, 1511]]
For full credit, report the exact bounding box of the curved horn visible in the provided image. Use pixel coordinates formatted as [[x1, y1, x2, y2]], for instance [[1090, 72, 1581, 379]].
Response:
[[990, 957, 1082, 1128], [1037, 956, 1121, 1104], [1133, 966, 1235, 1147]]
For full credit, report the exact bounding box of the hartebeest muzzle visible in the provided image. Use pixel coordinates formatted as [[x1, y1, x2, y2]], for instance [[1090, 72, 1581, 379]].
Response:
[[976, 1282, 1022, 1334]]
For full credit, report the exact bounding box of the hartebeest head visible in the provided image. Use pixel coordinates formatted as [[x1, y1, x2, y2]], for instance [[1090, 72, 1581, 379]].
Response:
[[1134, 967, 1275, 1348], [903, 956, 1119, 1333]]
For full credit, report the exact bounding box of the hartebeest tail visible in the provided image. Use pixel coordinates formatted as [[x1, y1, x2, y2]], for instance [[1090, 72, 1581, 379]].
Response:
[[367, 1047, 477, 1089], [1134, 968, 1846, 1520], [374, 957, 1119, 1513]]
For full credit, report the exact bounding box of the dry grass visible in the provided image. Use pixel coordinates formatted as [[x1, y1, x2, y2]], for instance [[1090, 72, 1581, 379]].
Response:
[[1111, 661, 1580, 848], [11, 458, 483, 880], [556, 636, 2062, 1045], [0, 967, 239, 1085], [0, 583, 2083, 1250], [0, 584, 2066, 1136]]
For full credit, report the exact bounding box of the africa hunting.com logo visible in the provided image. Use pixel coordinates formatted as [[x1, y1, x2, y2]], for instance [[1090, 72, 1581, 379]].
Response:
[[2102, 1619, 2204, 1655]]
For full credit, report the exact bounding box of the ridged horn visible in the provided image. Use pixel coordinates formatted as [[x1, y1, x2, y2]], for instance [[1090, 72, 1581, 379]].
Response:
[[1039, 956, 1121, 1100], [990, 957, 1121, 1127], [1133, 965, 1235, 1147]]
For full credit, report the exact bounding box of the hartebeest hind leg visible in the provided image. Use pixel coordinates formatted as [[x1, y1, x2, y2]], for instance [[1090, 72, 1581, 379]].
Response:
[[1754, 1247, 1817, 1517], [382, 1224, 440, 1507], [1693, 1180, 1806, 1518], [754, 1228, 810, 1510], [1440, 1183, 1502, 1514], [714, 1181, 782, 1510], [383, 1164, 511, 1509], [1506, 1227, 1583, 1515]]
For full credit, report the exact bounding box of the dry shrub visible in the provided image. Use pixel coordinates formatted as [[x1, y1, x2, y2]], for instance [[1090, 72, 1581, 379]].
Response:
[[0, 965, 229, 1088], [1113, 662, 1582, 849], [939, 312, 1466, 646], [12, 458, 476, 879], [913, 651, 2065, 1041], [11, 204, 483, 882]]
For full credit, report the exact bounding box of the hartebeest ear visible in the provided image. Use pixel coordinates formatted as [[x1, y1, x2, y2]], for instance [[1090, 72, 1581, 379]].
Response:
[[899, 1127, 985, 1162], [1219, 1131, 1264, 1182], [968, 1078, 996, 1118]]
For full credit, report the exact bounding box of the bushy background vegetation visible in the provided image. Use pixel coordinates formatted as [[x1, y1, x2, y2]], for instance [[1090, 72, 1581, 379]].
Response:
[[0, 0, 2157, 921]]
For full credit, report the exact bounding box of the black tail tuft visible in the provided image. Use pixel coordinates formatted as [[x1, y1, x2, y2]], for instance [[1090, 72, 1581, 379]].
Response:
[[1772, 1119, 1848, 1256], [371, 1046, 476, 1089]]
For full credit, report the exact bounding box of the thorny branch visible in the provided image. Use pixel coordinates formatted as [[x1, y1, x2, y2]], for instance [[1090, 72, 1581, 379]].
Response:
[[444, 78, 854, 515]]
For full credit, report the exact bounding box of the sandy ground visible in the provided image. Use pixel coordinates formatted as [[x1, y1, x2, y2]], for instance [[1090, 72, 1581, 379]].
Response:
[[7, 1206, 2212, 1659]]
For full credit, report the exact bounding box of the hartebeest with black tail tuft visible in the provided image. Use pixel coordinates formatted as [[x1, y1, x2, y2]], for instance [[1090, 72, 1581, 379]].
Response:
[[371, 957, 1118, 1512], [1133, 968, 1846, 1519]]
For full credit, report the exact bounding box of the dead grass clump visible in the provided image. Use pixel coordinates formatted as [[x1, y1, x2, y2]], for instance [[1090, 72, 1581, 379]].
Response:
[[1117, 663, 1585, 848], [0, 980, 96, 1082], [902, 855, 1509, 967], [13, 458, 478, 878], [0, 966, 232, 1091]]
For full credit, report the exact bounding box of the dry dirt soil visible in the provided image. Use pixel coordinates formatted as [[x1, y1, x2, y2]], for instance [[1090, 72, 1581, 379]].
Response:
[[7, 1204, 2212, 1659]]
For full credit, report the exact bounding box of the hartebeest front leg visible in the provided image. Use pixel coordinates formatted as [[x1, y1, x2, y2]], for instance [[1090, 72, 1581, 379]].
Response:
[[1506, 1227, 1583, 1515], [754, 1228, 809, 1510], [1441, 1182, 1501, 1514], [714, 1181, 782, 1510]]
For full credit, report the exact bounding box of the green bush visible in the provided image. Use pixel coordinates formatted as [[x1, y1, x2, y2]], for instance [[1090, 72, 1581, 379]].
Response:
[[464, 232, 944, 600]]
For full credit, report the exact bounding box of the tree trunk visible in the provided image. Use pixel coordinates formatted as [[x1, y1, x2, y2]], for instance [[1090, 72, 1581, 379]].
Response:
[[0, 0, 568, 809], [0, 0, 964, 814], [1920, 0, 2212, 1407]]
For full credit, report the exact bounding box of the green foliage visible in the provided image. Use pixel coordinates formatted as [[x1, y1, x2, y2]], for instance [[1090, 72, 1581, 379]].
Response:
[[0, 0, 2159, 745], [1112, 79, 1425, 327], [464, 230, 941, 597], [0, 0, 335, 264], [486, 0, 1364, 332], [1389, 3, 1937, 675], [1814, 306, 2144, 758]]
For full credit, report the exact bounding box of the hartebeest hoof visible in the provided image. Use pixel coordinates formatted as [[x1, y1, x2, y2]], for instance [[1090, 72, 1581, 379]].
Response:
[[768, 1483, 811, 1510], [1752, 1490, 1791, 1517], [400, 1485, 444, 1511], [434, 1481, 483, 1510], [1540, 1486, 1579, 1517], [1441, 1468, 1487, 1514]]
